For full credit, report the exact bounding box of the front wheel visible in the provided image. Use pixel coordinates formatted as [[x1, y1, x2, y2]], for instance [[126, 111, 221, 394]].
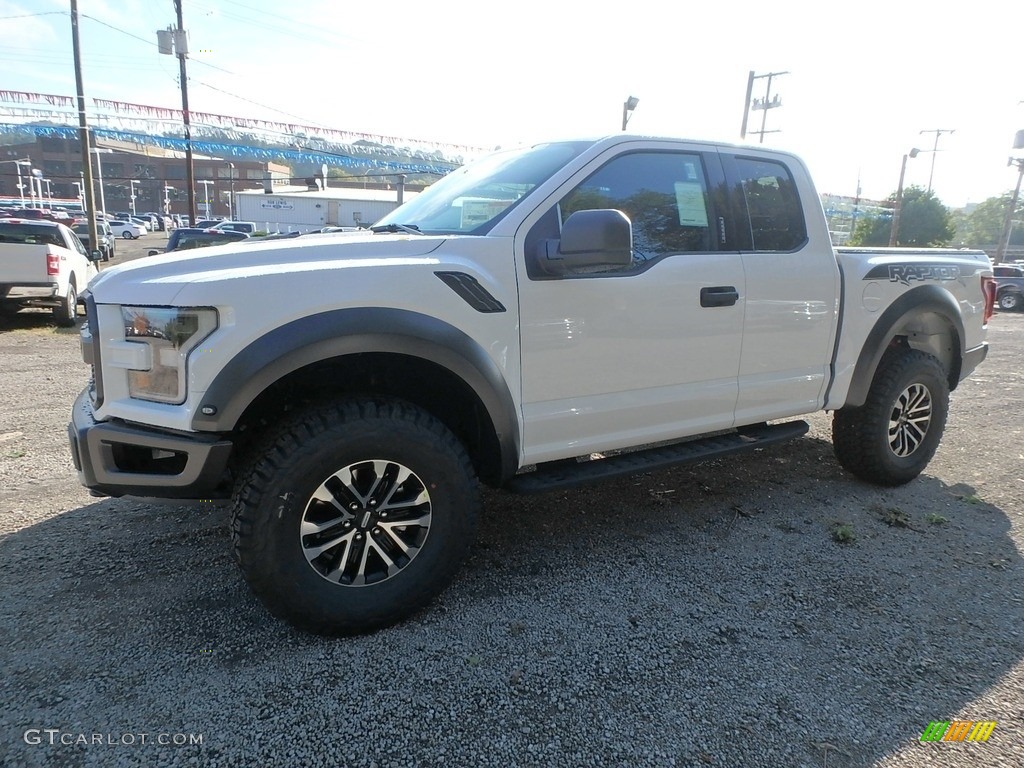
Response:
[[832, 347, 949, 486], [231, 399, 479, 635], [122, 231, 134, 239]]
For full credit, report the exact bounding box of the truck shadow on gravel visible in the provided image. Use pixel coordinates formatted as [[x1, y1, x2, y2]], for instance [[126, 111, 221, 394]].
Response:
[[2, 434, 1021, 767], [0, 308, 83, 334]]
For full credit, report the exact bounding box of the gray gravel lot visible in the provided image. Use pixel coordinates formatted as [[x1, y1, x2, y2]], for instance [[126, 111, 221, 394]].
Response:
[[1, 235, 1023, 767]]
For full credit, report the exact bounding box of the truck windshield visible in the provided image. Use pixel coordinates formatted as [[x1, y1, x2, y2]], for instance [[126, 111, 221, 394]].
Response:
[[374, 141, 590, 235]]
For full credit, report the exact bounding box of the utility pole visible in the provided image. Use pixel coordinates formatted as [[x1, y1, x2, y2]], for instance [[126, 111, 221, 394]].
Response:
[[741, 71, 788, 142], [919, 128, 955, 194], [159, 2, 196, 223], [70, 0, 98, 249], [995, 157, 1024, 265]]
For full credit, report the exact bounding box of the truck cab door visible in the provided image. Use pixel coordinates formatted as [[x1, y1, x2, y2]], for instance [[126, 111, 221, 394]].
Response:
[[719, 151, 841, 423], [515, 143, 746, 464]]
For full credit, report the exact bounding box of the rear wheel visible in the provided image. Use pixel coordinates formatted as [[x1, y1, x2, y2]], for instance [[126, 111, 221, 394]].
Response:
[[122, 231, 134, 239], [231, 399, 479, 635], [998, 291, 1021, 311], [53, 283, 77, 327], [832, 347, 949, 486]]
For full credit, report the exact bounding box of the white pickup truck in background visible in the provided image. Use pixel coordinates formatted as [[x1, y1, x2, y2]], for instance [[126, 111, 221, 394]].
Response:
[[0, 218, 98, 326], [68, 135, 996, 634]]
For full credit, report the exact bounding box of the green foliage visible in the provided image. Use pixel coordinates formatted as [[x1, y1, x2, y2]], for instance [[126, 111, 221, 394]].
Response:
[[956, 193, 1024, 248], [830, 522, 856, 544], [849, 186, 954, 247]]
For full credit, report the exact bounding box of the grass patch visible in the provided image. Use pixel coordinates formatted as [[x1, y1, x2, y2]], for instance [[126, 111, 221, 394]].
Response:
[[830, 522, 856, 545], [925, 513, 949, 525]]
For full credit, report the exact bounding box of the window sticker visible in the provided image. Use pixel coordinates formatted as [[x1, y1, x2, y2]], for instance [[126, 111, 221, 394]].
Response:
[[674, 182, 709, 227]]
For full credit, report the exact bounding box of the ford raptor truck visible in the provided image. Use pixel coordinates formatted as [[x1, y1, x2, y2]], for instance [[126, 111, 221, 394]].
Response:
[[67, 136, 996, 634]]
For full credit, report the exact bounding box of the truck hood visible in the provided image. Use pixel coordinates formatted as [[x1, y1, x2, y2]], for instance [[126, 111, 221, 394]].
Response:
[[86, 232, 446, 305]]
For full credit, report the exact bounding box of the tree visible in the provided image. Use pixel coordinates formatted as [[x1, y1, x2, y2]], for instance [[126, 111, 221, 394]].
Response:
[[849, 185, 954, 247], [956, 193, 1024, 249]]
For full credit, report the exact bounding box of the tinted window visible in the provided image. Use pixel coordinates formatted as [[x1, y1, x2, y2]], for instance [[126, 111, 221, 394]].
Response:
[[732, 157, 806, 251], [0, 222, 64, 247], [558, 151, 714, 264]]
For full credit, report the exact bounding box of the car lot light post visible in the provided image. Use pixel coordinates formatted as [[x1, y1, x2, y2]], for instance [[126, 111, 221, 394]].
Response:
[[30, 168, 43, 209], [90, 148, 112, 218], [198, 179, 213, 218], [129, 179, 140, 216], [1, 158, 31, 206], [227, 162, 234, 220]]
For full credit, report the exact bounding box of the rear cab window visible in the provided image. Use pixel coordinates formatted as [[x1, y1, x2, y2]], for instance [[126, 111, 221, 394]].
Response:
[[723, 155, 808, 252]]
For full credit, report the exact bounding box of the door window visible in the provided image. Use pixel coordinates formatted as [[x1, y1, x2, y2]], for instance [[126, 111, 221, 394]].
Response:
[[557, 151, 715, 268]]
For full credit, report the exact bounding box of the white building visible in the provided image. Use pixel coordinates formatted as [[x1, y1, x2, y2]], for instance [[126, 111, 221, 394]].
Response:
[[235, 186, 418, 233]]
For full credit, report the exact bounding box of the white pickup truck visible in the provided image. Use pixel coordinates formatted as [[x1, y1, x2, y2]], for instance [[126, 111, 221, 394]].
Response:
[[0, 218, 98, 326], [67, 136, 996, 634]]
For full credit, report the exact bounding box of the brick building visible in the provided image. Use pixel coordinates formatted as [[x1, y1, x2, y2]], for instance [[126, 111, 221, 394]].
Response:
[[0, 136, 289, 217]]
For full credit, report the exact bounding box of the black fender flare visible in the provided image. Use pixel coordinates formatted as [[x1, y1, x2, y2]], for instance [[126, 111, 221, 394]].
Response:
[[845, 284, 965, 408], [191, 308, 520, 479]]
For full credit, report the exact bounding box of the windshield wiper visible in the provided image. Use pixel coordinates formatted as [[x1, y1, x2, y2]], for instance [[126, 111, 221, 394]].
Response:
[[370, 223, 422, 235]]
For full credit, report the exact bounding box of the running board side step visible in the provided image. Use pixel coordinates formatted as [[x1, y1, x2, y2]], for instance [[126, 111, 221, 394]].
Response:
[[505, 420, 809, 494]]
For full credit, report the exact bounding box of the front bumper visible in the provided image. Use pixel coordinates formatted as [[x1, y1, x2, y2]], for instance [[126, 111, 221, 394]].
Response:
[[67, 388, 233, 498]]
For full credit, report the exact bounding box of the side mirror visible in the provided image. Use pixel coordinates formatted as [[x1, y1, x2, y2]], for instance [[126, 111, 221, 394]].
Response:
[[89, 249, 103, 262], [537, 209, 633, 276]]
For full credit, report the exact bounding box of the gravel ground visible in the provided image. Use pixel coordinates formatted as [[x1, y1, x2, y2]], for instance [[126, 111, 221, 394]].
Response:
[[1, 236, 1023, 767]]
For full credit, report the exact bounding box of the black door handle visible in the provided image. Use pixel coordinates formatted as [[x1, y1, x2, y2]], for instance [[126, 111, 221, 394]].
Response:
[[700, 286, 739, 307]]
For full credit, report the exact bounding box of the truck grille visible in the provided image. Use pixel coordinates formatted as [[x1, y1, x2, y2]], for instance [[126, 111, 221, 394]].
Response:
[[82, 293, 104, 408]]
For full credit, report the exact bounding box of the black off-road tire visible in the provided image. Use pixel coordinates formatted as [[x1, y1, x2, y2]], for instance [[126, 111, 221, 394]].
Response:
[[832, 347, 949, 486], [53, 282, 77, 327], [231, 398, 479, 635]]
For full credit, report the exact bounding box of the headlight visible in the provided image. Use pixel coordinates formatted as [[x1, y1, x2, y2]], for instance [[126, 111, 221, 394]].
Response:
[[122, 306, 217, 404]]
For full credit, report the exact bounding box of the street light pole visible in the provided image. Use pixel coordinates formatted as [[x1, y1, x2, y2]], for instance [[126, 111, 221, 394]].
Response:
[[129, 179, 140, 216], [890, 149, 920, 246], [621, 96, 639, 131]]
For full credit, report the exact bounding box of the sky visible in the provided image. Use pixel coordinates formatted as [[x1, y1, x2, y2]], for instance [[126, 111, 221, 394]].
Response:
[[1, 0, 1022, 208]]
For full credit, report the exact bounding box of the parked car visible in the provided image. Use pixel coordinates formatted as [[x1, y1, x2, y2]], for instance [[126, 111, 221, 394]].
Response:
[[994, 264, 1024, 311], [147, 227, 249, 255], [106, 219, 147, 239], [144, 212, 170, 232], [193, 219, 222, 229], [210, 220, 257, 234], [72, 221, 116, 261]]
